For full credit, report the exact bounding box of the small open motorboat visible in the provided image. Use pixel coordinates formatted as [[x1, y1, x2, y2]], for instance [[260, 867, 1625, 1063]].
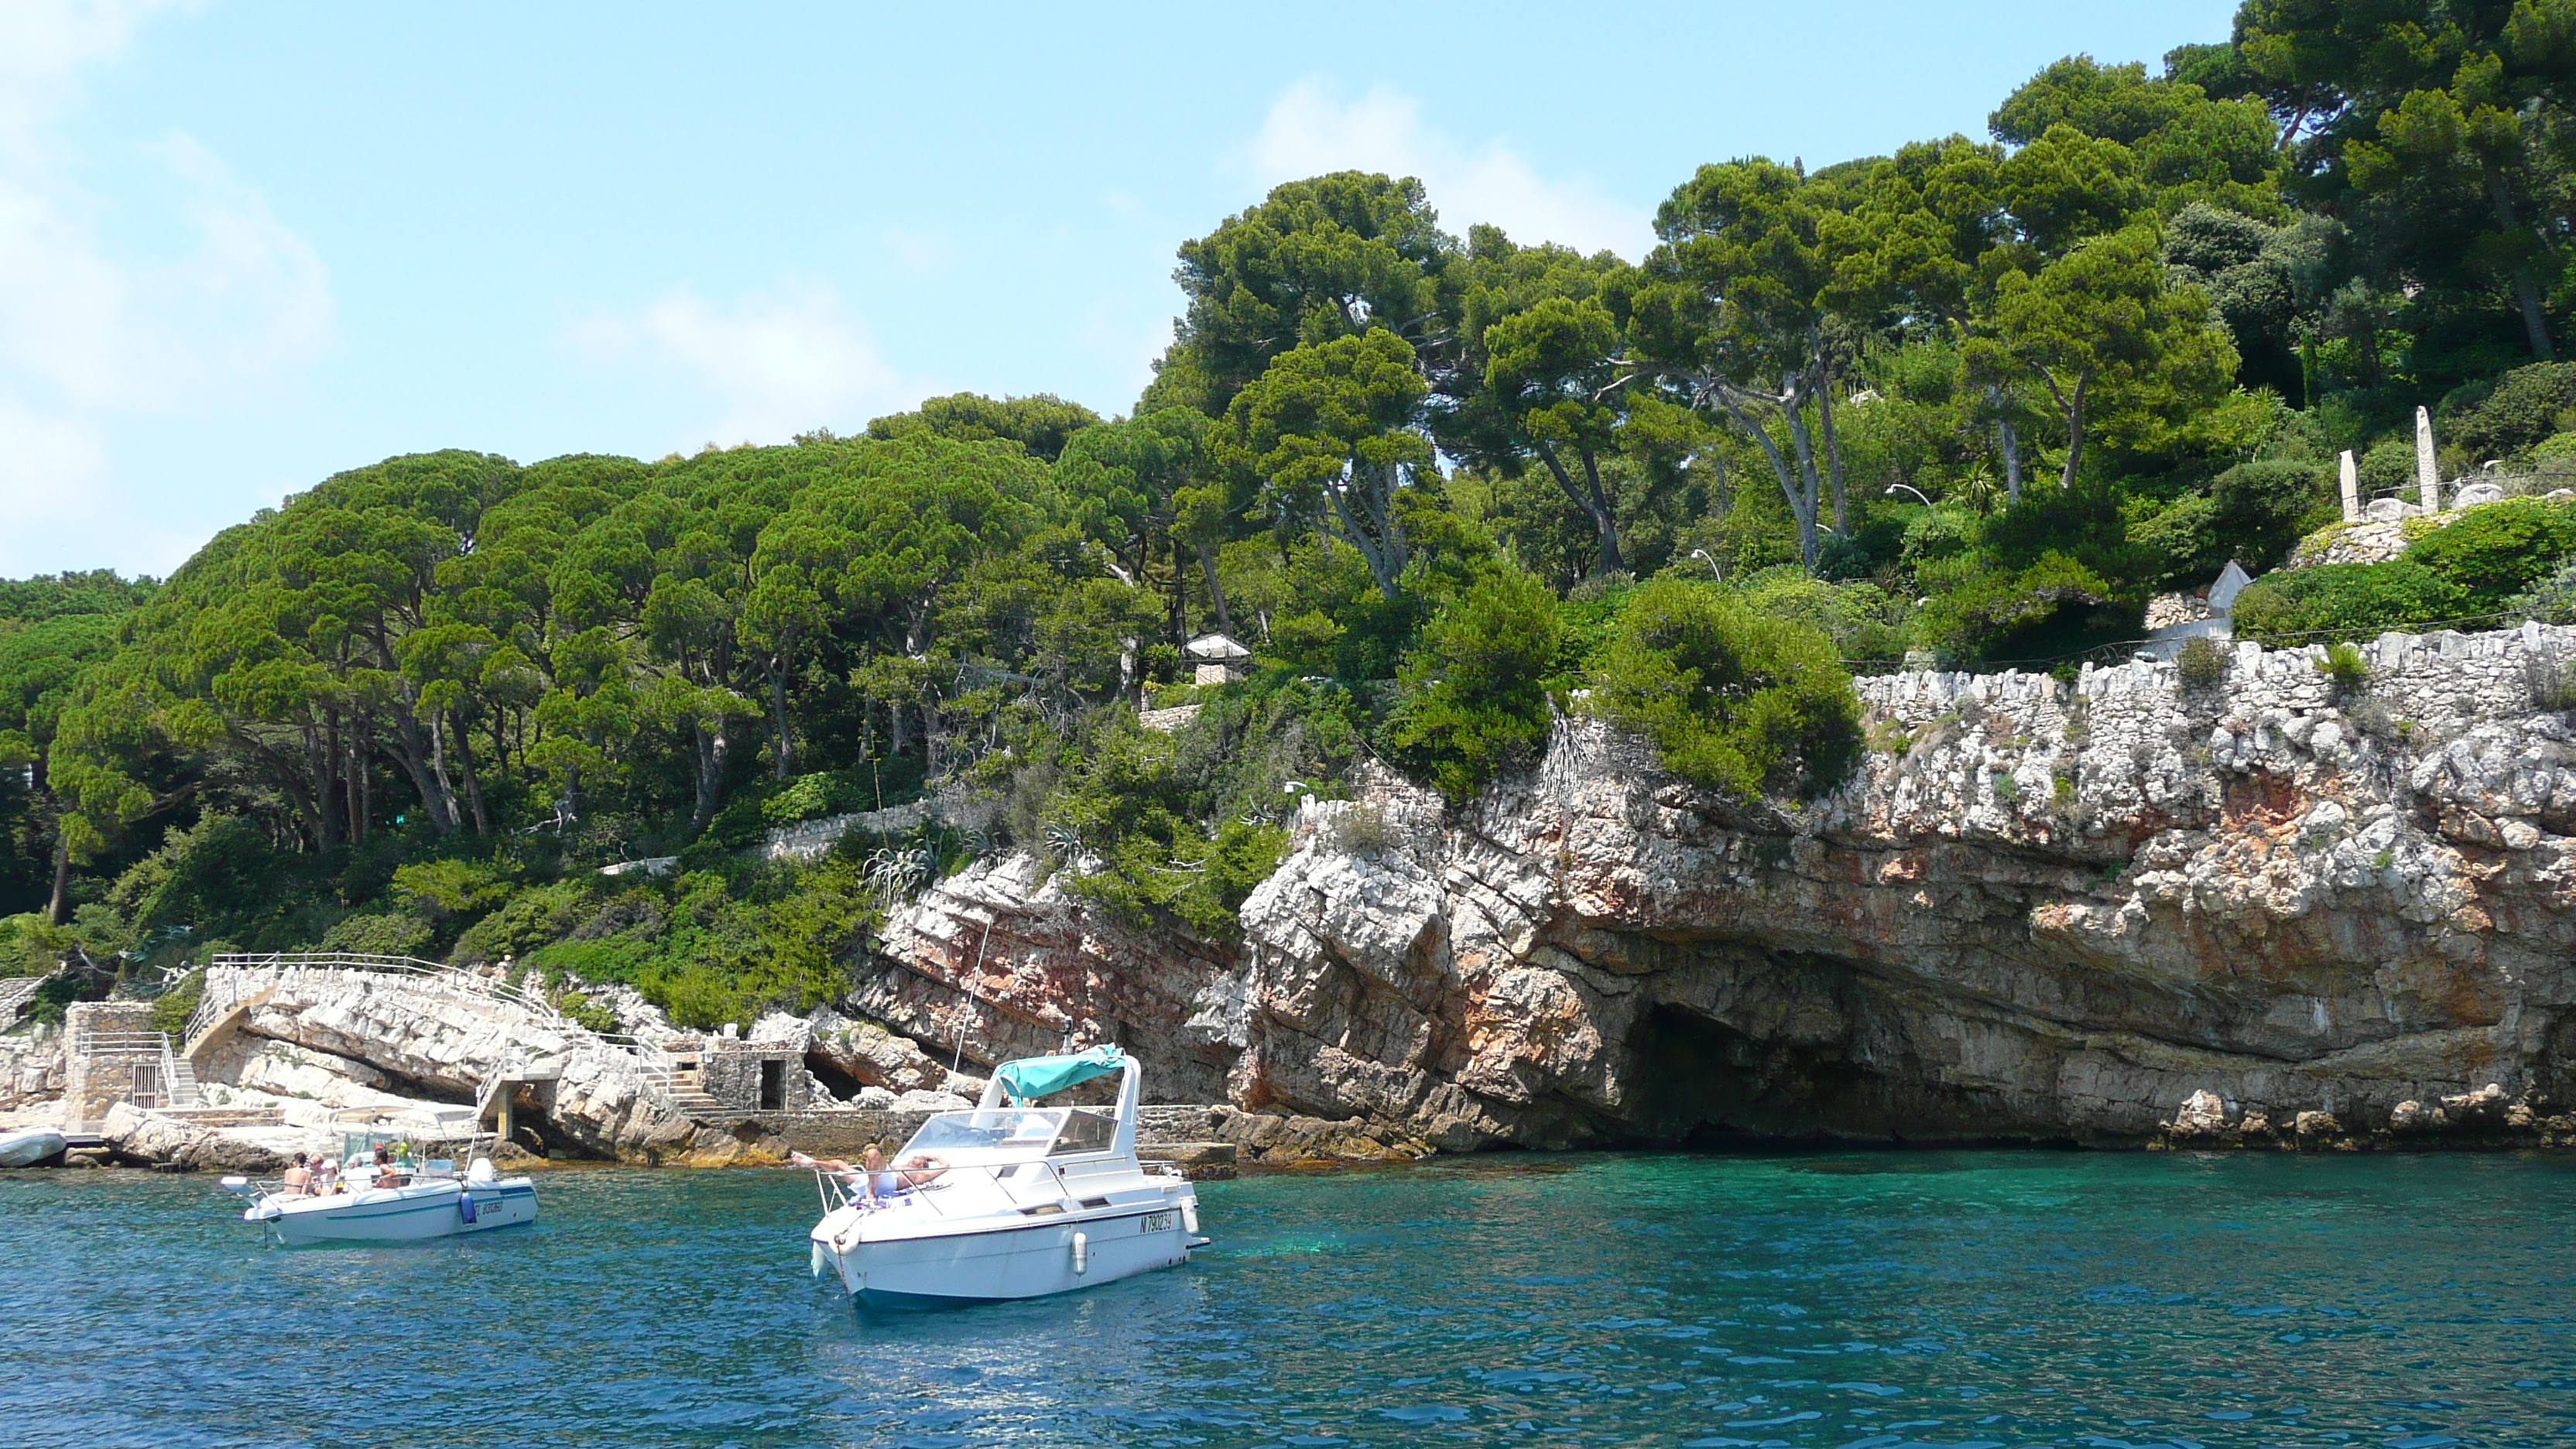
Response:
[[806, 1045, 1206, 1307], [0, 1127, 65, 1168], [221, 1129, 536, 1246]]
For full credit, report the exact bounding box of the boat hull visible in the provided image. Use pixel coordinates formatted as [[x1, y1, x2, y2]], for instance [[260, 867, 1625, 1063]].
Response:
[[825, 1206, 1193, 1304], [254, 1179, 538, 1245], [0, 1129, 66, 1168]]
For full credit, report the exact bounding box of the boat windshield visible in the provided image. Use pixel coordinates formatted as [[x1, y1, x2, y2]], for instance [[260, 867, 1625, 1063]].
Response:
[[897, 1107, 1123, 1162], [901, 1109, 1068, 1160]]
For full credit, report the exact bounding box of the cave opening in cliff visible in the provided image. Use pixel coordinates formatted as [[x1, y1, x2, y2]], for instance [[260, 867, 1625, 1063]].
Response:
[[1622, 1005, 1872, 1146], [804, 1050, 867, 1104]]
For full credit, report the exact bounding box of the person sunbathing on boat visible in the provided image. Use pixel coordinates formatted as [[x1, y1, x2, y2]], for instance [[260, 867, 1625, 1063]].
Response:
[[891, 1152, 947, 1188], [371, 1147, 402, 1190], [279, 1154, 311, 1197], [792, 1147, 897, 1202]]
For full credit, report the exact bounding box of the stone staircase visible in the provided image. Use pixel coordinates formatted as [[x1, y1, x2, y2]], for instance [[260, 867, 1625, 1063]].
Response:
[[666, 1060, 727, 1121], [166, 1053, 200, 1108]]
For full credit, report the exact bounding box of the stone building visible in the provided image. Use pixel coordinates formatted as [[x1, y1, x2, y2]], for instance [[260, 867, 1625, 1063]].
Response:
[[671, 1037, 815, 1115], [1184, 632, 1252, 685]]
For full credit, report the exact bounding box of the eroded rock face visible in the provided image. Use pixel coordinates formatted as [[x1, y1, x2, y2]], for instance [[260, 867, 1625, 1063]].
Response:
[[211, 968, 694, 1160], [874, 624, 2576, 1148], [0, 1029, 64, 1111]]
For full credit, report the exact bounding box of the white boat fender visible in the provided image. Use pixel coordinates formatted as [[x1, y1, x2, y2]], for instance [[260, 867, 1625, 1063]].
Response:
[[1181, 1201, 1197, 1235], [1071, 1231, 1088, 1276], [811, 1241, 828, 1278]]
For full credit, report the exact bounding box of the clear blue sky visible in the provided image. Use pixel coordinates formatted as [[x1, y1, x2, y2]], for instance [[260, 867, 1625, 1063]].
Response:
[[1, 0, 2239, 576]]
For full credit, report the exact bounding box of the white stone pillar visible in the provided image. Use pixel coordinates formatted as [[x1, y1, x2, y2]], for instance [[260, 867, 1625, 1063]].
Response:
[[2339, 449, 2359, 522], [2417, 406, 2440, 512]]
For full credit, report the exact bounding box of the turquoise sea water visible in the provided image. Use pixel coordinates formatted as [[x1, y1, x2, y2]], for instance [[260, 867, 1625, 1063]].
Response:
[[3, 1151, 2574, 1447]]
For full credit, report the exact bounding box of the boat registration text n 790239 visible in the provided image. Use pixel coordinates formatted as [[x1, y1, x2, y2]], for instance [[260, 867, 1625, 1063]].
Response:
[[1142, 1211, 1174, 1233]]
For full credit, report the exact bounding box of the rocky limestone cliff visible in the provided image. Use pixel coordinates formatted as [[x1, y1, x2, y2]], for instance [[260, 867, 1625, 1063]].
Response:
[[872, 622, 2576, 1149], [208, 966, 694, 1159]]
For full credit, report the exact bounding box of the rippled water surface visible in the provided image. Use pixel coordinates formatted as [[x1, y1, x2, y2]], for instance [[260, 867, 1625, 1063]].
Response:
[[4, 1151, 2575, 1447]]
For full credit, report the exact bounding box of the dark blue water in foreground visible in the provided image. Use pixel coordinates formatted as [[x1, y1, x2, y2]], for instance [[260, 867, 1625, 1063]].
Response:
[[3, 1152, 2575, 1447]]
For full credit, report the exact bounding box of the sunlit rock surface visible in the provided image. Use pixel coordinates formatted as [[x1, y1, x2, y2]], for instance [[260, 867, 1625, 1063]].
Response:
[[874, 623, 2576, 1148]]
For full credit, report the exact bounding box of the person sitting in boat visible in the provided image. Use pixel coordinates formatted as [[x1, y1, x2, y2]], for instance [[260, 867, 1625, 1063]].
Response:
[[891, 1151, 947, 1189], [371, 1146, 402, 1190], [279, 1154, 311, 1197], [790, 1148, 897, 1204]]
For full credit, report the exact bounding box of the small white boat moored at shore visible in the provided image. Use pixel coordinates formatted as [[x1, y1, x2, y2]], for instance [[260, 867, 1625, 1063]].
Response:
[[221, 1130, 536, 1246], [0, 1127, 66, 1167], [805, 1046, 1205, 1307]]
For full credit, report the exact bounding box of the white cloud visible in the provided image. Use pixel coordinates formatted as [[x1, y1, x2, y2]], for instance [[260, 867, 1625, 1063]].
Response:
[[567, 283, 926, 446], [1249, 80, 1654, 259], [0, 0, 332, 575]]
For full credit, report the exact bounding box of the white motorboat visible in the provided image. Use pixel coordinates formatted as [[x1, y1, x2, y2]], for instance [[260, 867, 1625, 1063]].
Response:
[[0, 1127, 65, 1167], [220, 1130, 536, 1245], [805, 1045, 1206, 1307]]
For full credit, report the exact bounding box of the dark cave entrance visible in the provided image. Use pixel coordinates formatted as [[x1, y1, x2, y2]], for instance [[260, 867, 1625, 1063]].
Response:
[[1622, 1004, 1875, 1146], [803, 1050, 869, 1104]]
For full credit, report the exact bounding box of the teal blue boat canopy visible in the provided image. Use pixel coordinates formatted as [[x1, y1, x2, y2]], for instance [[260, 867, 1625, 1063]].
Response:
[[995, 1045, 1128, 1104]]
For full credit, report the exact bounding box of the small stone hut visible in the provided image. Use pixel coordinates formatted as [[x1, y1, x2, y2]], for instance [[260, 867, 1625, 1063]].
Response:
[[1184, 632, 1252, 685]]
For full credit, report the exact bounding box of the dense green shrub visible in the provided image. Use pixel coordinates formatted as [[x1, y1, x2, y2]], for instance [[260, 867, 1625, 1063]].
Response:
[[2210, 460, 2335, 570], [2508, 557, 2576, 625], [2175, 635, 2229, 689], [2132, 493, 2226, 590], [148, 968, 204, 1035], [1584, 579, 1862, 801], [2402, 497, 2576, 605], [1383, 570, 1563, 801], [1731, 570, 1913, 663], [2448, 362, 2576, 462], [1039, 690, 1343, 937], [317, 910, 436, 959], [1915, 553, 2136, 664], [2229, 561, 2466, 644], [2316, 642, 2371, 697]]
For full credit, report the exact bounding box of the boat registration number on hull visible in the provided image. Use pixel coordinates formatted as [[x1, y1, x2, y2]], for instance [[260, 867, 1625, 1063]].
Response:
[[1142, 1211, 1173, 1233]]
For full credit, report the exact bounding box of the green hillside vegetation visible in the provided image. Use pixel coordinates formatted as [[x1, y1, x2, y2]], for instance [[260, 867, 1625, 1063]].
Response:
[[19, 5, 2576, 1027]]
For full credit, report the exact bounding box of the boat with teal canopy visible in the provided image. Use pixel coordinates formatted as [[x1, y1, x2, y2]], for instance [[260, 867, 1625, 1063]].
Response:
[[802, 1043, 1207, 1307], [995, 1045, 1128, 1104]]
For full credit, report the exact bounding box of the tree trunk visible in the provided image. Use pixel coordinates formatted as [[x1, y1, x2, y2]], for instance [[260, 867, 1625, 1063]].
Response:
[[2057, 372, 2089, 490], [385, 700, 460, 834], [1997, 416, 2023, 504], [1711, 389, 1817, 570], [766, 660, 793, 780], [1197, 543, 1233, 633], [46, 831, 70, 926], [426, 710, 463, 833], [689, 719, 728, 835], [318, 715, 345, 848], [454, 716, 491, 835], [1816, 368, 1849, 535], [1322, 463, 1406, 601], [2482, 158, 2557, 361], [1535, 440, 1623, 577], [1782, 381, 1831, 567]]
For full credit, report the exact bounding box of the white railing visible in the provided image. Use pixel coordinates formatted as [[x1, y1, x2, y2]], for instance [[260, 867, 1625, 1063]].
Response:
[[188, 953, 678, 1108], [69, 1029, 197, 1109]]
